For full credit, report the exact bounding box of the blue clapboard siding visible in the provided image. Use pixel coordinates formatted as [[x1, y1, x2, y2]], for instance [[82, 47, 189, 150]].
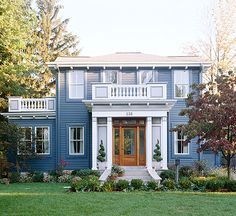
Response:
[[87, 69, 100, 100], [57, 70, 91, 170], [9, 119, 56, 171], [121, 69, 137, 85]]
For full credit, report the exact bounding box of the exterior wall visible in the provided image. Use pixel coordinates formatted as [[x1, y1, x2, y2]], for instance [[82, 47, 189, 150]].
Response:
[[9, 119, 56, 171]]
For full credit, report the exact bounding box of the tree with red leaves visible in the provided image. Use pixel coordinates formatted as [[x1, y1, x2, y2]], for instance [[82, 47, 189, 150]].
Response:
[[173, 71, 236, 179]]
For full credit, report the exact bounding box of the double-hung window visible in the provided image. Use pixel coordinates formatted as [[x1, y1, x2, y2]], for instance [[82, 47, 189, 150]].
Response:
[[174, 131, 189, 154], [35, 127, 50, 154], [18, 127, 32, 154], [138, 70, 156, 84], [69, 127, 84, 155], [174, 70, 189, 98], [68, 70, 84, 99], [103, 70, 118, 84]]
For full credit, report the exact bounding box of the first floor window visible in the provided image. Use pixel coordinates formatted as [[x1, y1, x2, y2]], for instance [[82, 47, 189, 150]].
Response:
[[18, 127, 32, 154], [174, 131, 189, 154], [35, 127, 50, 154], [69, 127, 84, 155]]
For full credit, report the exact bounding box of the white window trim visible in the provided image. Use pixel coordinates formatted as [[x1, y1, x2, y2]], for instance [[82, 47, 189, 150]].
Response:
[[102, 70, 119, 84], [138, 70, 157, 84], [69, 126, 84, 155], [68, 70, 84, 99], [35, 126, 50, 155], [174, 70, 189, 99], [18, 127, 32, 155], [174, 131, 190, 155]]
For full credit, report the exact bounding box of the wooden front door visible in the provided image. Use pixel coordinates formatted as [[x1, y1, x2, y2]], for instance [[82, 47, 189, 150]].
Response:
[[113, 119, 146, 166]]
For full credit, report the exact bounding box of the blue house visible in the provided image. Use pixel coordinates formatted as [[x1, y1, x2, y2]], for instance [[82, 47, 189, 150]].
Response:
[[2, 52, 219, 177]]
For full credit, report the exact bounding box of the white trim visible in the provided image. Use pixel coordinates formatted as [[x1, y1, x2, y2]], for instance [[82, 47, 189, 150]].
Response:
[[35, 126, 50, 155], [92, 117, 98, 169], [146, 117, 152, 169], [106, 117, 112, 169], [69, 126, 84, 155], [174, 131, 190, 155], [161, 117, 168, 169]]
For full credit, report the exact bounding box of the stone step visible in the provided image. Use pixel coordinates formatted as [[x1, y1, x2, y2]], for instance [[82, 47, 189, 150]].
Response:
[[117, 176, 153, 181], [123, 171, 150, 176]]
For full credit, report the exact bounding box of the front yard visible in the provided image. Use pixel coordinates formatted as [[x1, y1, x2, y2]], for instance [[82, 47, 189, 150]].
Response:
[[0, 183, 236, 216]]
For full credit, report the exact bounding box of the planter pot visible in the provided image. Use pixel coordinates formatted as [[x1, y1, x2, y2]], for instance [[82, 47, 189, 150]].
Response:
[[152, 161, 162, 171], [97, 162, 107, 170]]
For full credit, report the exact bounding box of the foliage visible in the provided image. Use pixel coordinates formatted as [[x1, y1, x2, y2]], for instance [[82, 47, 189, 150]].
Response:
[[0, 178, 10, 185], [224, 179, 236, 192], [32, 172, 44, 182], [208, 167, 228, 178], [0, 121, 36, 174], [101, 180, 116, 192], [97, 140, 106, 162], [160, 170, 175, 182], [205, 178, 226, 192], [71, 175, 100, 192], [146, 180, 159, 191], [179, 177, 193, 190], [173, 72, 236, 179], [111, 165, 124, 176], [193, 160, 208, 176], [8, 172, 20, 183], [71, 169, 100, 178], [108, 173, 118, 181], [55, 160, 69, 177], [130, 179, 144, 190], [153, 139, 162, 162], [162, 179, 176, 190], [115, 180, 129, 191], [190, 177, 211, 188], [57, 174, 71, 183], [179, 166, 194, 178]]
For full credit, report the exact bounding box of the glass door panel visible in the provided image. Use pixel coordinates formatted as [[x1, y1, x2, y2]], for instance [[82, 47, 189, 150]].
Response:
[[124, 128, 135, 156]]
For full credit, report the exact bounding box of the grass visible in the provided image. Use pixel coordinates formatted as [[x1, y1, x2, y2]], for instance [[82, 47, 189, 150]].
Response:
[[0, 183, 236, 216]]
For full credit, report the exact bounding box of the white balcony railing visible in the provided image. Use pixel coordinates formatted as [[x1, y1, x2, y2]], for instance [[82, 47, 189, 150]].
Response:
[[8, 97, 56, 112], [92, 83, 167, 100]]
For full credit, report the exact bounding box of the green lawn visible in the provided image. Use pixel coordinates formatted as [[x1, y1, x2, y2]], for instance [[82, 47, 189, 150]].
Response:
[[0, 183, 236, 216]]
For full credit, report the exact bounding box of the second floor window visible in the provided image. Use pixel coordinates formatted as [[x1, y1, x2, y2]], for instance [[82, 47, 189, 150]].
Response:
[[138, 70, 155, 84], [174, 70, 189, 98], [103, 70, 118, 84], [68, 70, 84, 99]]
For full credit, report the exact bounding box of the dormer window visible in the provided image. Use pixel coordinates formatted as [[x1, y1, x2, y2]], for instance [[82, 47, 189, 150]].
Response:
[[103, 70, 118, 84], [138, 70, 156, 84]]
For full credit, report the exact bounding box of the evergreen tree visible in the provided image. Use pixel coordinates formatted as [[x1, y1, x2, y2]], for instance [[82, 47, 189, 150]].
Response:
[[97, 140, 106, 162], [153, 139, 162, 162]]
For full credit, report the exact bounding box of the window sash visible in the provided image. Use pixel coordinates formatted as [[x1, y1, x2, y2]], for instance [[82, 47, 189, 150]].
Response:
[[103, 70, 118, 84], [18, 127, 32, 155], [69, 127, 84, 155], [69, 70, 84, 99], [174, 132, 189, 154], [139, 70, 155, 84], [35, 127, 50, 154], [174, 70, 189, 98]]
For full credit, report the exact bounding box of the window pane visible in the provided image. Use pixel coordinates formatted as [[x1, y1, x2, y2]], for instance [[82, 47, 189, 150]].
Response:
[[69, 71, 84, 99], [70, 127, 84, 154], [140, 70, 154, 84], [36, 127, 49, 154], [104, 71, 118, 83], [139, 128, 145, 155]]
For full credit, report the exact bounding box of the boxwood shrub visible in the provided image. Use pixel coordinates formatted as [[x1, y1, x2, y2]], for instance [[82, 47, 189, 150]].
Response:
[[71, 169, 100, 178], [130, 179, 144, 190], [160, 170, 175, 182], [146, 180, 159, 191], [115, 180, 129, 191]]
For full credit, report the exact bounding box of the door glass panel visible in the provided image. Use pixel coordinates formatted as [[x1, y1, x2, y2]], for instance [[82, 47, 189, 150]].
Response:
[[114, 128, 120, 155], [124, 128, 135, 155], [139, 128, 145, 155]]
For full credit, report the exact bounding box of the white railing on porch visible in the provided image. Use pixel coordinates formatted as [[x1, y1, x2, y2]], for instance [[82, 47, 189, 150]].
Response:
[[92, 83, 167, 100], [8, 97, 56, 112]]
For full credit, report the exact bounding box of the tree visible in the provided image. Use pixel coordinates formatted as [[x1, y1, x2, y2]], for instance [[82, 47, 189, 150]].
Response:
[[35, 0, 80, 93], [0, 0, 40, 112], [153, 139, 162, 162], [0, 121, 36, 175], [97, 140, 106, 162], [173, 71, 236, 179], [184, 0, 236, 82]]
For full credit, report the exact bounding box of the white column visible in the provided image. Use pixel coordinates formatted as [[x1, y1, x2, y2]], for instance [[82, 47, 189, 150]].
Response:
[[161, 116, 168, 170], [146, 117, 152, 169], [107, 117, 112, 169], [92, 117, 97, 170]]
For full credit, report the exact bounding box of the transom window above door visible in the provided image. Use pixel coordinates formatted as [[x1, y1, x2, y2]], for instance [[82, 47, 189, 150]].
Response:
[[138, 70, 156, 84], [102, 70, 119, 84]]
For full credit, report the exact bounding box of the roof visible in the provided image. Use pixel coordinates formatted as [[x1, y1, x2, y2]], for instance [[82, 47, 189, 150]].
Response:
[[47, 52, 211, 67]]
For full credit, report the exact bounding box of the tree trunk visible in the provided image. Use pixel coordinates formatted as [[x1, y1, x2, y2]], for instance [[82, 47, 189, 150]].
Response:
[[226, 155, 231, 179]]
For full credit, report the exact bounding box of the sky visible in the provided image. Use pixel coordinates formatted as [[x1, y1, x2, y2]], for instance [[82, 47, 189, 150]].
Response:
[[60, 0, 215, 56]]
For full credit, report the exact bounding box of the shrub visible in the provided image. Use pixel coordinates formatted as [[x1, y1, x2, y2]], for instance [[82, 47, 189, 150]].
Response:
[[179, 166, 194, 178], [32, 171, 44, 182], [43, 174, 55, 183], [208, 167, 228, 178], [19, 174, 32, 183], [160, 170, 175, 182], [193, 160, 208, 176], [9, 172, 20, 183], [179, 177, 192, 190], [57, 174, 72, 183], [101, 180, 115, 192], [162, 179, 176, 190], [205, 178, 225, 192], [71, 175, 100, 192], [131, 179, 144, 190], [146, 180, 158, 191], [115, 179, 129, 191], [111, 165, 125, 176], [71, 169, 100, 178], [108, 173, 118, 181], [0, 178, 10, 185], [191, 176, 210, 187], [224, 180, 236, 192]]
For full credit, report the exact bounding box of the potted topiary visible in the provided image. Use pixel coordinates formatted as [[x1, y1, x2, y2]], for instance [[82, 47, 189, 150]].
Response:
[[97, 140, 106, 170], [153, 139, 163, 170]]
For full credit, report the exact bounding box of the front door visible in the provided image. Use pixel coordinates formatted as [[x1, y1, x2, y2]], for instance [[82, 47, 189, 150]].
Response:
[[113, 119, 146, 166]]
